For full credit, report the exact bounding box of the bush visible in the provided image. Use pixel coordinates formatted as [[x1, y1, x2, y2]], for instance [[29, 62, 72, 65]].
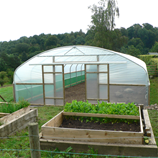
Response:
[[0, 99, 30, 113]]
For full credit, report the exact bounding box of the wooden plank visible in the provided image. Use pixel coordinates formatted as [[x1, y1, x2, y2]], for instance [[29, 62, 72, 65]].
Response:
[[0, 102, 8, 104], [0, 106, 31, 124], [62, 111, 140, 120], [0, 113, 10, 118], [41, 126, 143, 144], [15, 83, 43, 85], [0, 95, 6, 102], [107, 64, 110, 102], [42, 65, 46, 105], [110, 84, 146, 86], [139, 106, 143, 133], [42, 111, 63, 127], [85, 64, 87, 101], [143, 109, 156, 145], [87, 98, 109, 101], [40, 138, 158, 157], [62, 64, 65, 106], [0, 108, 37, 137]]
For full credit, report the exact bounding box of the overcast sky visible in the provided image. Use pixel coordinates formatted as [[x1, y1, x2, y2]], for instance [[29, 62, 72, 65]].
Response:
[[0, 0, 158, 42]]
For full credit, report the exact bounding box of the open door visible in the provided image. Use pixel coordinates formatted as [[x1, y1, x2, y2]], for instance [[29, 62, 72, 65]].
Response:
[[42, 64, 65, 106], [85, 64, 109, 104]]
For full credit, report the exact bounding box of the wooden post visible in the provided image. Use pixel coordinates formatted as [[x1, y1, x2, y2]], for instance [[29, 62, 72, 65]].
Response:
[[28, 123, 41, 158]]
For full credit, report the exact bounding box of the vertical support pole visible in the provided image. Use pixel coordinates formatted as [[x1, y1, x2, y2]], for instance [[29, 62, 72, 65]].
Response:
[[53, 65, 56, 106], [85, 64, 87, 101], [42, 65, 45, 105], [28, 123, 41, 158], [76, 64, 78, 85], [62, 64, 65, 106], [107, 64, 110, 102], [97, 56, 99, 103], [13, 83, 16, 102], [148, 85, 150, 106], [70, 64, 73, 87]]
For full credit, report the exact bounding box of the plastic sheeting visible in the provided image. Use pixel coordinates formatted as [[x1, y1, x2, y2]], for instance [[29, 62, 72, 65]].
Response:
[[13, 45, 150, 105]]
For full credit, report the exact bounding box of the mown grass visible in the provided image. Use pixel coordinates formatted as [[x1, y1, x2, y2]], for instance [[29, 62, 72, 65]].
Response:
[[150, 77, 158, 104], [0, 85, 14, 102], [148, 110, 158, 146]]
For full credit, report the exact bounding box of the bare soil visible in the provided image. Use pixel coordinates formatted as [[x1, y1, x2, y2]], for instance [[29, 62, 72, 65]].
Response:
[[65, 82, 85, 103], [60, 117, 140, 132]]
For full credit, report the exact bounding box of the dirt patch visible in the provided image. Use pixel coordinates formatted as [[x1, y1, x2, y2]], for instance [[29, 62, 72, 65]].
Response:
[[65, 82, 85, 103], [60, 117, 140, 132]]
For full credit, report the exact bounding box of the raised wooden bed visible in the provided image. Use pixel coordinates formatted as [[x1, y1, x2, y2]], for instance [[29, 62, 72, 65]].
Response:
[[40, 108, 158, 157], [41, 107, 143, 144], [0, 106, 38, 137]]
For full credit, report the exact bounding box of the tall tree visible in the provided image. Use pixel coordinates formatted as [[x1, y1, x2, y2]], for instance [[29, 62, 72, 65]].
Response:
[[89, 0, 119, 48]]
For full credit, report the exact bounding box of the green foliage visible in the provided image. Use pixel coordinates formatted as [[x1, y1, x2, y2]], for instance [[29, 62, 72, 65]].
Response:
[[150, 77, 158, 105], [0, 71, 9, 87], [148, 110, 158, 146], [64, 100, 139, 116], [44, 35, 59, 49], [150, 41, 158, 52], [0, 85, 13, 102], [15, 43, 30, 54], [88, 0, 119, 49], [0, 99, 30, 113], [121, 45, 141, 57], [64, 100, 139, 124], [139, 55, 154, 65]]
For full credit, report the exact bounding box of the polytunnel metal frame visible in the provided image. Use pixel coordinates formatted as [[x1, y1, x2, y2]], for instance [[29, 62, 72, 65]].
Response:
[[13, 46, 150, 106]]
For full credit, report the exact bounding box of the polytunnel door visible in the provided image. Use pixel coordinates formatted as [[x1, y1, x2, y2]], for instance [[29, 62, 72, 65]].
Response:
[[85, 64, 109, 104], [42, 64, 65, 106]]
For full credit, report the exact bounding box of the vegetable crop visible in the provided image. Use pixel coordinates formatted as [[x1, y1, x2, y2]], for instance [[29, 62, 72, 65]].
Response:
[[64, 100, 139, 116], [64, 100, 139, 124]]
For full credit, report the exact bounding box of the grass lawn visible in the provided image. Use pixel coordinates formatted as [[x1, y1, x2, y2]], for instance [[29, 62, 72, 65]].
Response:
[[0, 78, 157, 157], [148, 110, 158, 146], [150, 77, 158, 104], [0, 85, 14, 102]]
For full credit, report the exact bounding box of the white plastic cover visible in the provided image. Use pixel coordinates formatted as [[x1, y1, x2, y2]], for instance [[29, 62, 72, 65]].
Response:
[[14, 45, 150, 105]]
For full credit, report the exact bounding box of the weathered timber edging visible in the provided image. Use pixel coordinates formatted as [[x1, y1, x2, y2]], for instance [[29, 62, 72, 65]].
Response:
[[40, 108, 158, 157], [0, 106, 38, 137], [41, 107, 143, 145]]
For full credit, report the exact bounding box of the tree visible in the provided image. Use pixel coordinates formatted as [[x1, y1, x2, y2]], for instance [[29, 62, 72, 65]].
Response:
[[44, 35, 59, 49], [121, 45, 141, 57], [88, 0, 119, 48], [15, 43, 30, 54], [150, 41, 158, 52], [0, 71, 9, 87], [0, 58, 7, 71], [89, 0, 119, 31]]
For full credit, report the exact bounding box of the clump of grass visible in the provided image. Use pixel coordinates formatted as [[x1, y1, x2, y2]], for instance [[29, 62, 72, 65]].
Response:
[[0, 99, 30, 113]]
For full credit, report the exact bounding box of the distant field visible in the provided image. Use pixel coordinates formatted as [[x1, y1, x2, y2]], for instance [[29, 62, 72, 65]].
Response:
[[151, 58, 158, 63]]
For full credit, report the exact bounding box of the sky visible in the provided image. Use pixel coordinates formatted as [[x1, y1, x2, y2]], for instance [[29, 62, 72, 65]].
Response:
[[0, 0, 158, 42]]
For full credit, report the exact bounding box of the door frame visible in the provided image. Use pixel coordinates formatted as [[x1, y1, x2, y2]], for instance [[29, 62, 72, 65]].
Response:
[[85, 63, 110, 103], [42, 64, 65, 106]]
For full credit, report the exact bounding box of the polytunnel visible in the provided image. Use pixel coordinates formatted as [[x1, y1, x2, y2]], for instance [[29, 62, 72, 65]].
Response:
[[13, 45, 150, 106]]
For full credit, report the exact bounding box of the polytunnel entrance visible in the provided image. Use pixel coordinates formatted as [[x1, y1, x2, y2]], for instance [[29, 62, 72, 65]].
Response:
[[85, 64, 109, 104], [64, 63, 110, 105], [42, 62, 110, 105], [42, 64, 65, 106], [64, 63, 85, 103]]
